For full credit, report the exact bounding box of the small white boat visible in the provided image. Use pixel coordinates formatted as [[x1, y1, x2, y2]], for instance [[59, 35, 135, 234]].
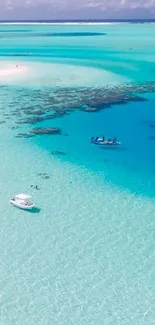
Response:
[[9, 193, 35, 210], [99, 140, 121, 146], [91, 137, 121, 146]]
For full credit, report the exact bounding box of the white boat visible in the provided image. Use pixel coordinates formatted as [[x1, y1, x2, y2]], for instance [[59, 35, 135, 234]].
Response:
[[91, 137, 121, 146], [99, 140, 121, 146], [9, 193, 35, 210]]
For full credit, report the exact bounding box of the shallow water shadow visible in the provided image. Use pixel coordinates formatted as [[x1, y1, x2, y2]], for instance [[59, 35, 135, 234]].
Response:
[[140, 120, 155, 125], [26, 207, 41, 214], [99, 146, 128, 151], [27, 32, 107, 37], [149, 135, 155, 140], [149, 124, 155, 129], [0, 29, 31, 33]]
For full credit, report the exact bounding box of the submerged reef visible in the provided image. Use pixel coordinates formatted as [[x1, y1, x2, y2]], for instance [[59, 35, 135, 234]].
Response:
[[30, 127, 61, 135], [37, 173, 50, 179], [51, 151, 66, 156], [15, 132, 35, 138], [1, 81, 155, 138]]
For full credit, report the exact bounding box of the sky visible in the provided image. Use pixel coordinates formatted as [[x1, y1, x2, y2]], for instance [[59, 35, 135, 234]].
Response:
[[0, 0, 155, 20]]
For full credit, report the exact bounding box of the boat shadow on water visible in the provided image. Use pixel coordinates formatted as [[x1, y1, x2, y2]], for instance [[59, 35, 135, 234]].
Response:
[[24, 207, 41, 214], [99, 146, 128, 151]]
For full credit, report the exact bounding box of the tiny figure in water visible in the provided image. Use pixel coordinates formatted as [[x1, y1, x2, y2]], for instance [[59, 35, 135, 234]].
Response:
[[16, 65, 18, 68], [31, 185, 40, 190]]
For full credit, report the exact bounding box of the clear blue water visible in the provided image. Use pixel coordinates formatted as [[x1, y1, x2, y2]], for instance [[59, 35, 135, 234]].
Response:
[[29, 93, 155, 197], [0, 23, 155, 325]]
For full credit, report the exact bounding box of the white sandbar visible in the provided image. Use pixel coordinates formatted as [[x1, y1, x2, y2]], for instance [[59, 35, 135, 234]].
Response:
[[0, 63, 28, 77], [0, 60, 129, 87]]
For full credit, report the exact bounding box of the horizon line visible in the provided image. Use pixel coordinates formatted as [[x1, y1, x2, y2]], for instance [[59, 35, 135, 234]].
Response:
[[0, 18, 155, 22]]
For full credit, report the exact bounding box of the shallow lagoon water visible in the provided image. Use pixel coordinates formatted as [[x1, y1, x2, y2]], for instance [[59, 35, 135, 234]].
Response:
[[0, 23, 155, 325]]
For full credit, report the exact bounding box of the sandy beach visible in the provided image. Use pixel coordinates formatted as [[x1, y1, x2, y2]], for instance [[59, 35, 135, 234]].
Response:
[[0, 63, 28, 77]]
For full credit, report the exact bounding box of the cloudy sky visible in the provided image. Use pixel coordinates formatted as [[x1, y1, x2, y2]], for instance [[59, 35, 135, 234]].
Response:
[[0, 0, 155, 20]]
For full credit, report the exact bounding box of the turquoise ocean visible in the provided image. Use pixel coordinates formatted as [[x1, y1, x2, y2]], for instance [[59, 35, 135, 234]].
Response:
[[0, 23, 155, 324]]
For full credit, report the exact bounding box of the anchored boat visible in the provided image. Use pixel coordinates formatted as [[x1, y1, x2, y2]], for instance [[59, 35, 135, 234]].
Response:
[[91, 137, 121, 146], [9, 193, 35, 210]]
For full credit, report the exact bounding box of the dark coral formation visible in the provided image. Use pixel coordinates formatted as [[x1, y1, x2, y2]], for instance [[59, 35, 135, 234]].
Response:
[[37, 173, 50, 179], [1, 81, 155, 138], [10, 126, 20, 130], [15, 133, 35, 138], [30, 127, 61, 135], [82, 106, 98, 112], [51, 151, 66, 156]]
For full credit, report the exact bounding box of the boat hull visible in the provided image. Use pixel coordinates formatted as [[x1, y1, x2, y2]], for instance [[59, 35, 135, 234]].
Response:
[[91, 140, 121, 146], [9, 200, 35, 210]]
